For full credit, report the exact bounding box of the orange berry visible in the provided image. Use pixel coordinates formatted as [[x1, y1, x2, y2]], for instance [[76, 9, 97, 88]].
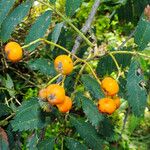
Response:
[[46, 84, 65, 105], [38, 88, 47, 100], [54, 55, 73, 75], [57, 96, 72, 113], [98, 98, 116, 115], [101, 77, 119, 96], [113, 97, 121, 109], [4, 42, 23, 62]]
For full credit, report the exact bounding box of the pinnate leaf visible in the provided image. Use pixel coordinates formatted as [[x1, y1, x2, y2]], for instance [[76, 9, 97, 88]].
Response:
[[37, 137, 55, 150], [25, 10, 52, 51], [65, 0, 82, 17], [81, 75, 104, 99], [65, 137, 88, 150], [27, 58, 56, 76], [81, 95, 104, 128], [126, 59, 147, 117], [11, 98, 45, 131], [1, 1, 32, 42], [70, 116, 103, 150], [0, 103, 12, 117], [134, 17, 150, 50]]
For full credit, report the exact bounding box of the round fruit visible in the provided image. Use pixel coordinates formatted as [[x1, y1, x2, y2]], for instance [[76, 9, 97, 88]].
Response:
[[54, 55, 73, 75], [113, 97, 121, 109], [101, 77, 119, 96], [46, 84, 65, 105], [38, 88, 47, 100], [98, 98, 116, 115], [57, 96, 72, 113], [4, 42, 23, 62]]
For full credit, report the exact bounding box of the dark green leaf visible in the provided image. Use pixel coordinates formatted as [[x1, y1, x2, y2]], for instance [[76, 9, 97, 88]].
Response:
[[82, 95, 104, 128], [27, 58, 56, 76], [0, 135, 9, 150], [26, 133, 38, 150], [1, 1, 32, 42], [49, 0, 56, 4], [25, 10, 52, 51], [37, 137, 55, 150], [51, 22, 64, 50], [65, 137, 88, 150], [65, 0, 82, 17], [134, 17, 150, 50], [0, 103, 12, 117], [126, 59, 147, 117], [70, 116, 103, 150], [81, 75, 104, 99], [0, 0, 16, 26], [11, 98, 45, 131]]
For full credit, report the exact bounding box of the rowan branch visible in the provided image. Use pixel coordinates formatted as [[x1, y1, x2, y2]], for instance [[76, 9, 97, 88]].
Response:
[[71, 0, 101, 54]]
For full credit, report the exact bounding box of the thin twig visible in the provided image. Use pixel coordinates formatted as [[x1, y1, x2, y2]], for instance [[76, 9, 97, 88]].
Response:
[[71, 0, 101, 54]]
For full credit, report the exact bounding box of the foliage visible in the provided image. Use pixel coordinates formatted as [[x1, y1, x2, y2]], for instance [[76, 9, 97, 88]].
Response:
[[0, 0, 150, 149]]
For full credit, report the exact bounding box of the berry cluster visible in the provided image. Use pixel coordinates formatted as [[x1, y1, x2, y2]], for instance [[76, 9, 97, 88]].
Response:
[[98, 77, 121, 115]]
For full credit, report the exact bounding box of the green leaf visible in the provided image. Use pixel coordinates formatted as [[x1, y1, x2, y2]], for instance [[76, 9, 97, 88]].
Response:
[[0, 135, 9, 150], [65, 0, 82, 17], [70, 116, 103, 150], [128, 115, 141, 134], [49, 0, 56, 4], [11, 98, 45, 131], [27, 58, 56, 76], [96, 49, 132, 77], [81, 95, 104, 128], [26, 133, 38, 150], [0, 103, 12, 117], [81, 75, 104, 99], [0, 1, 32, 42], [126, 59, 147, 117], [25, 10, 52, 51], [134, 17, 150, 50], [65, 137, 88, 150], [51, 22, 64, 50], [5, 74, 15, 97], [0, 0, 16, 26], [37, 137, 55, 150]]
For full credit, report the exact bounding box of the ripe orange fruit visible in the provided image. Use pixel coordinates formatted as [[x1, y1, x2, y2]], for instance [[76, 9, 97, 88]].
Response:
[[38, 88, 47, 100], [101, 77, 119, 96], [98, 98, 116, 115], [113, 97, 121, 109], [46, 84, 65, 105], [57, 96, 72, 113], [54, 55, 73, 75], [4, 42, 23, 62]]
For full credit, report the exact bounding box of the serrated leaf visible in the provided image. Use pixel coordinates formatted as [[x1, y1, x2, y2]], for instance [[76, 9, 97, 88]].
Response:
[[5, 74, 15, 97], [70, 116, 103, 150], [37, 137, 55, 150], [65, 137, 88, 150], [25, 10, 52, 51], [11, 98, 45, 131], [81, 75, 104, 99], [0, 103, 12, 117], [96, 50, 132, 77], [81, 95, 104, 128], [27, 58, 56, 76], [0, 136, 9, 150], [26, 133, 38, 150], [65, 0, 82, 17], [0, 0, 16, 26], [126, 60, 147, 117], [51, 22, 64, 50], [0, 1, 32, 42], [134, 17, 150, 50]]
